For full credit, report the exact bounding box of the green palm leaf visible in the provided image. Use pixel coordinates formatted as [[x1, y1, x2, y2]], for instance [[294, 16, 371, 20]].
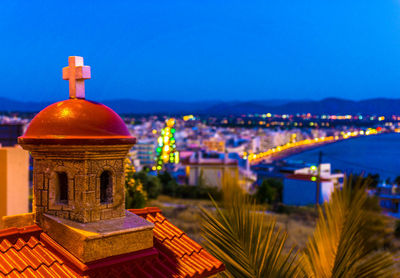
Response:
[[300, 177, 395, 277], [200, 181, 299, 278]]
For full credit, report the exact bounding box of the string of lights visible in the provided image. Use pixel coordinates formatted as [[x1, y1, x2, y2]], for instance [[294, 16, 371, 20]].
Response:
[[247, 128, 381, 163], [155, 118, 179, 171]]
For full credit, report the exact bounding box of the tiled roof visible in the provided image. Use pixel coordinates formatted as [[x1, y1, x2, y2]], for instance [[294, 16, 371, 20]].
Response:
[[130, 207, 225, 278], [0, 208, 224, 278], [0, 226, 80, 277]]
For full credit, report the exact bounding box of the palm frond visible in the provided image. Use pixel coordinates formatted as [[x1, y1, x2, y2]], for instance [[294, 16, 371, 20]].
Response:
[[300, 176, 395, 278], [200, 180, 300, 278]]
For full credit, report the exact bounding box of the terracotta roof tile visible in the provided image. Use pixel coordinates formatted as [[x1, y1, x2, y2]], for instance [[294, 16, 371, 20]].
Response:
[[130, 208, 225, 277], [0, 207, 224, 277], [0, 232, 80, 278]]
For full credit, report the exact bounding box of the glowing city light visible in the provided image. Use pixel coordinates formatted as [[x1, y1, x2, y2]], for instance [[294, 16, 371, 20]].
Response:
[[246, 127, 379, 163], [310, 165, 317, 171], [155, 118, 179, 170]]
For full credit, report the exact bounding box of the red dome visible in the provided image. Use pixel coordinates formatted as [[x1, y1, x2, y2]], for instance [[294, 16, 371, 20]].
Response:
[[18, 99, 136, 145]]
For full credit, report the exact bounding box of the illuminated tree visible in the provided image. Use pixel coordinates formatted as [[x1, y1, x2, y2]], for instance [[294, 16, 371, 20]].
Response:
[[155, 118, 179, 171]]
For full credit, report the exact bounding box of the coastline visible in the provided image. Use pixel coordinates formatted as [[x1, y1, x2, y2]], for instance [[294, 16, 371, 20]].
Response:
[[254, 133, 389, 163]]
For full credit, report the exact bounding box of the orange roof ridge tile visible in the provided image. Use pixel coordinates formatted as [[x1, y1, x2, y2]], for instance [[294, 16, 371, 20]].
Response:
[[129, 207, 162, 217], [0, 225, 42, 244], [184, 252, 224, 277], [155, 231, 204, 259], [0, 237, 42, 253], [153, 221, 186, 243], [161, 218, 185, 236], [179, 235, 203, 253], [39, 232, 89, 273], [145, 213, 167, 226], [157, 232, 185, 244], [0, 256, 64, 277]]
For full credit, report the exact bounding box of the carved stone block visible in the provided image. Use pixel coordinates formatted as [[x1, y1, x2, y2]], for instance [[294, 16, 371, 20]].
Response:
[[20, 144, 132, 224]]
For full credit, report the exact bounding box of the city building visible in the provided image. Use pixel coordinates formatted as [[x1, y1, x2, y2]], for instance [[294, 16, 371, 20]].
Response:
[[0, 124, 24, 146], [183, 151, 239, 187], [182, 151, 256, 189], [225, 138, 248, 155], [133, 138, 156, 170], [282, 163, 344, 206], [203, 138, 226, 152], [0, 146, 29, 228], [375, 183, 400, 218], [251, 161, 285, 186]]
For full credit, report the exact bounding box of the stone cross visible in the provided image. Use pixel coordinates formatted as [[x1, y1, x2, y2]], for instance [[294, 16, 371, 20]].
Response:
[[62, 56, 91, 99]]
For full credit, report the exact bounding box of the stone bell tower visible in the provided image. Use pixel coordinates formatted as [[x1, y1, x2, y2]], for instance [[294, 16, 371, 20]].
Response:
[[18, 56, 154, 263]]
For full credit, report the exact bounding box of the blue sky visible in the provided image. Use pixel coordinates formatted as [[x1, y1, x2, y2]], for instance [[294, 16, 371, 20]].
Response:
[[1, 0, 400, 101]]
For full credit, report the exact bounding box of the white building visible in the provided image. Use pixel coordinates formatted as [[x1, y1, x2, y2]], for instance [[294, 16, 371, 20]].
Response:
[[132, 139, 156, 170], [283, 163, 344, 206], [182, 151, 256, 190]]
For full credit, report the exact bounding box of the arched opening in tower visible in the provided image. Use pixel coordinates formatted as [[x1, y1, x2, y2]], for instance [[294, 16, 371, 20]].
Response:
[[100, 171, 113, 204], [56, 172, 68, 204]]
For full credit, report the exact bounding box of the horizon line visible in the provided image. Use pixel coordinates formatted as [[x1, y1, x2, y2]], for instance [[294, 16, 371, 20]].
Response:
[[0, 96, 399, 103]]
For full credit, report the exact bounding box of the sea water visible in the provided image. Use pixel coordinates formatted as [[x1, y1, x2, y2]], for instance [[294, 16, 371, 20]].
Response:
[[286, 133, 400, 181]]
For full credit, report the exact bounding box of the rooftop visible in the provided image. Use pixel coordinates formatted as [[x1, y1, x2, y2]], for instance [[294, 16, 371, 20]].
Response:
[[18, 99, 136, 145], [0, 207, 224, 277]]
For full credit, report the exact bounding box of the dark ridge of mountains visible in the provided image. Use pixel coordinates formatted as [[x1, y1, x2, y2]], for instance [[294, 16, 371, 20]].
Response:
[[0, 97, 399, 116], [0, 98, 51, 113], [201, 98, 400, 116], [0, 98, 293, 115], [104, 99, 220, 114], [90, 99, 294, 114]]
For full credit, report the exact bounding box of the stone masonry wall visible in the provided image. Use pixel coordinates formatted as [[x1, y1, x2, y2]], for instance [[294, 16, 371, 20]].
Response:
[[33, 158, 125, 224]]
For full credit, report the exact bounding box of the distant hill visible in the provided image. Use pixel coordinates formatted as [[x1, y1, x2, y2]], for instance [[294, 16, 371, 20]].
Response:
[[0, 97, 399, 116], [201, 98, 400, 116], [0, 97, 51, 112], [101, 99, 294, 114], [267, 98, 400, 116]]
